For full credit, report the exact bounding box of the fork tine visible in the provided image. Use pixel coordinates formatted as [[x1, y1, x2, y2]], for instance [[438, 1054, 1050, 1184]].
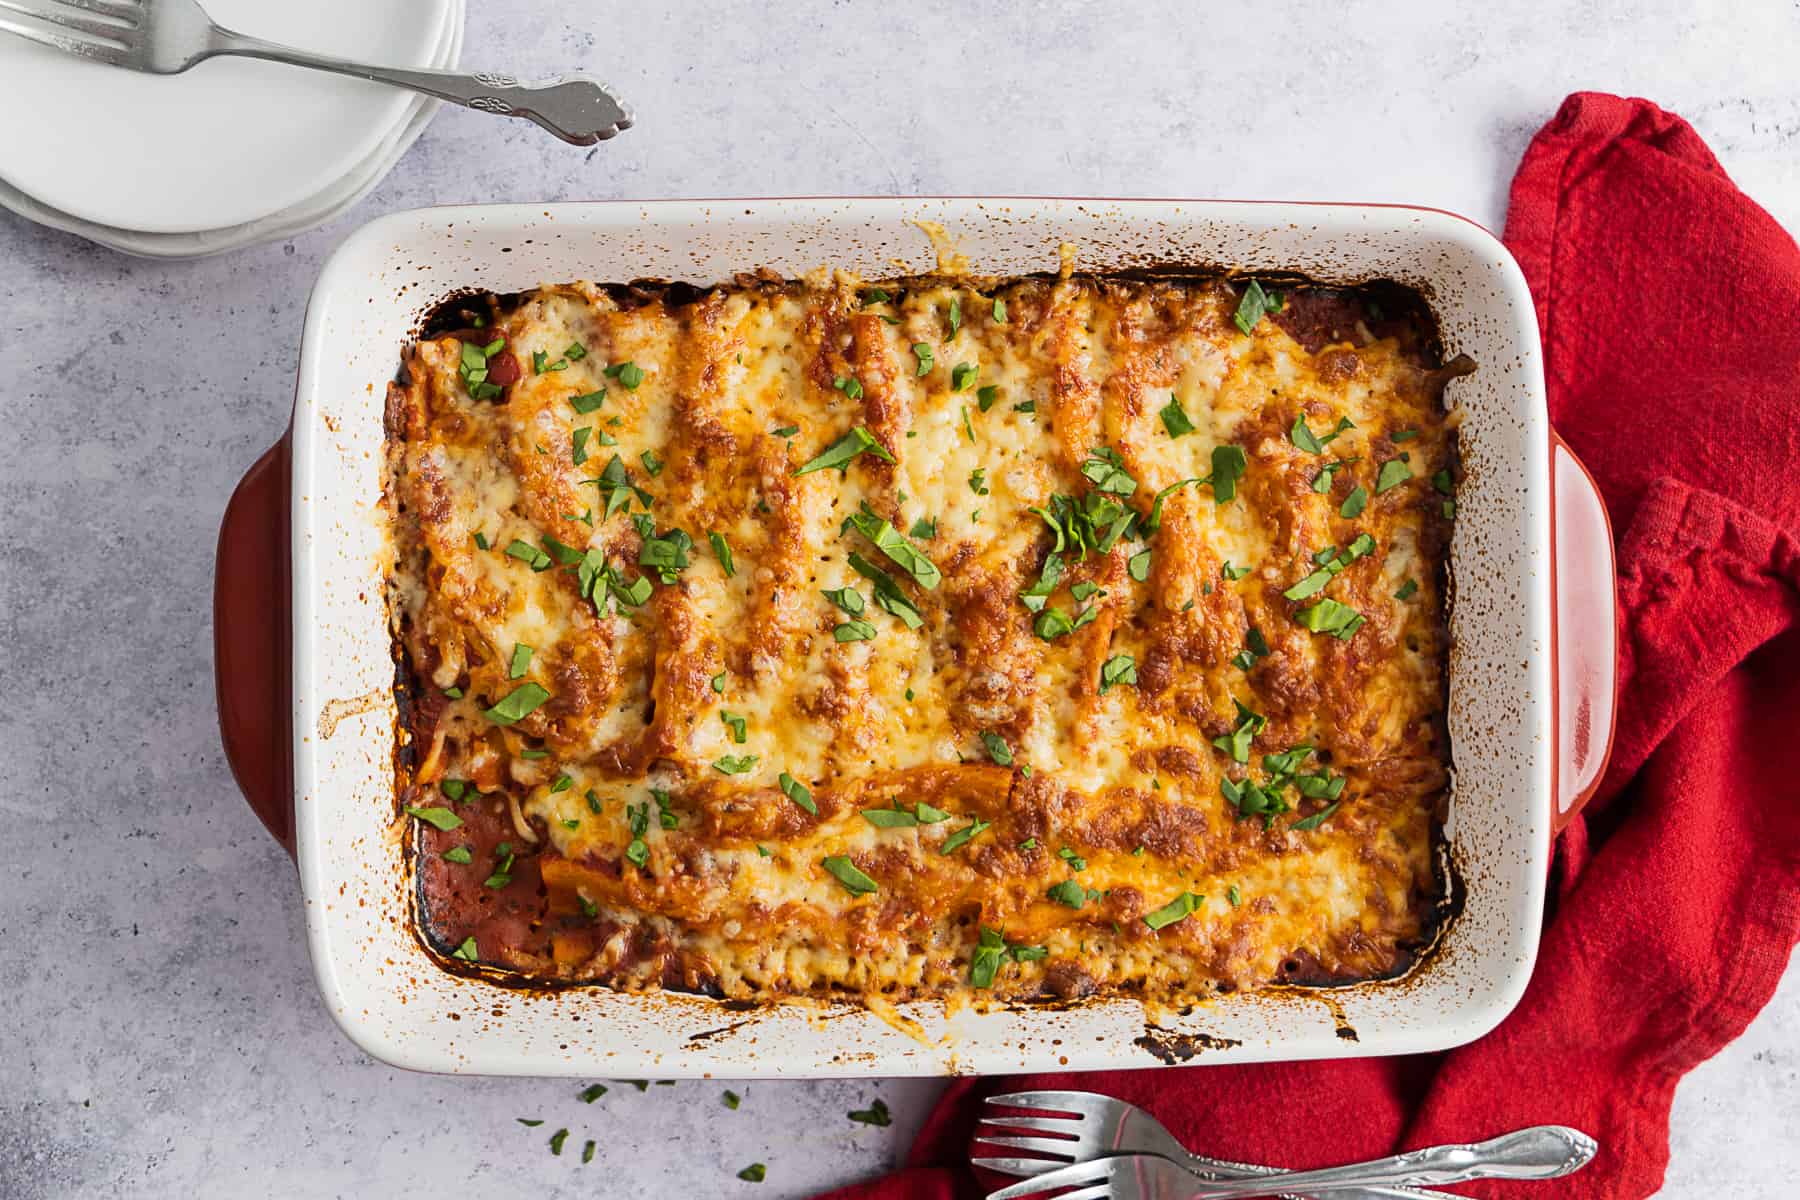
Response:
[[0, 0, 132, 44], [44, 0, 143, 21], [984, 1160, 1112, 1200], [970, 1135, 1077, 1155], [970, 1155, 1070, 1178], [977, 1115, 1082, 1135], [0, 9, 124, 58], [985, 1090, 1093, 1115]]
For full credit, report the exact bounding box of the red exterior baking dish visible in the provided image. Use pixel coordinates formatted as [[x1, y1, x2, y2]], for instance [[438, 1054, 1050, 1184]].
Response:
[[215, 198, 1616, 1078]]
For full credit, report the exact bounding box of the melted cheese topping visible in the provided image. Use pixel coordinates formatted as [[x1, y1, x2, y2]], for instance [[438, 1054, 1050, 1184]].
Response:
[[389, 275, 1457, 1004]]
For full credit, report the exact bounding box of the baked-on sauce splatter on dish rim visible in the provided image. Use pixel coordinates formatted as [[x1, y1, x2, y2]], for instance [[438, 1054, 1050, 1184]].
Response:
[[385, 265, 1471, 1008]]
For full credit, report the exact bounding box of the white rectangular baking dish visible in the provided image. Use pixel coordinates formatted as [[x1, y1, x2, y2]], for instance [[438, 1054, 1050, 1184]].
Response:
[[219, 197, 1618, 1077]]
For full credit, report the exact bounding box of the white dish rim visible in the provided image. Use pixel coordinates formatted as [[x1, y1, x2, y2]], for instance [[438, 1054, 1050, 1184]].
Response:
[[289, 197, 1563, 1077]]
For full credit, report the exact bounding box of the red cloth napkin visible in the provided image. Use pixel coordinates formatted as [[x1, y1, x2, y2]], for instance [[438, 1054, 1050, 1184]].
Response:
[[819, 93, 1800, 1200]]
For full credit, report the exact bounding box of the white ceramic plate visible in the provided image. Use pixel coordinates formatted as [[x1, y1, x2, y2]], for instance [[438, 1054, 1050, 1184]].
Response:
[[0, 0, 453, 234], [0, 1, 461, 258]]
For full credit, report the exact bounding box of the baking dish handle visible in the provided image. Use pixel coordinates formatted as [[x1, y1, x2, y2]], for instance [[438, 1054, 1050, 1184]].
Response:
[[1550, 435, 1619, 834], [215, 437, 296, 857]]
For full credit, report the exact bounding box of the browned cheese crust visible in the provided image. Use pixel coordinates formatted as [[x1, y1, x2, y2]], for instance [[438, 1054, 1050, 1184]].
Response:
[[387, 274, 1461, 1004]]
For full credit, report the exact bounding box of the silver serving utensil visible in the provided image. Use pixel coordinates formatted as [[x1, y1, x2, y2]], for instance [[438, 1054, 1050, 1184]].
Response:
[[0, 0, 632, 145], [984, 1126, 1598, 1200], [977, 1090, 1460, 1199]]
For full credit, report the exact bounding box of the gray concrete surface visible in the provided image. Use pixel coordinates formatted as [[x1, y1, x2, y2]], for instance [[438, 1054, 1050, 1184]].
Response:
[[1, 1, 1795, 1196]]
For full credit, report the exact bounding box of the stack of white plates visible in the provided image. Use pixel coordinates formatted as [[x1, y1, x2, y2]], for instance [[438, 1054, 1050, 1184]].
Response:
[[0, 0, 464, 258]]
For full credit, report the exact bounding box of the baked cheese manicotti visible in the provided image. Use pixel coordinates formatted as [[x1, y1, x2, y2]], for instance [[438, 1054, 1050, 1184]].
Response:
[[386, 271, 1464, 1004]]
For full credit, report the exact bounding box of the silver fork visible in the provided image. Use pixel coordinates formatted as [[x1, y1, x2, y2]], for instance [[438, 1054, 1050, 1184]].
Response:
[[977, 1091, 1460, 1200], [982, 1128, 1597, 1200], [0, 0, 631, 145]]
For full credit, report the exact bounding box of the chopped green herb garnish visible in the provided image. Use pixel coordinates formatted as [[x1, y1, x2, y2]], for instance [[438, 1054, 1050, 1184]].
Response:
[[508, 643, 533, 680], [1128, 548, 1152, 582], [834, 620, 877, 642], [968, 466, 989, 495], [604, 361, 644, 389], [1340, 485, 1369, 519], [1080, 446, 1138, 497], [571, 389, 606, 414], [708, 531, 736, 577], [1210, 699, 1266, 764], [637, 525, 693, 585], [821, 855, 878, 895], [1143, 891, 1203, 930], [1209, 444, 1248, 504], [979, 731, 1014, 765], [825, 585, 865, 615], [1230, 626, 1270, 672], [723, 1090, 741, 1110], [1048, 879, 1089, 908], [778, 772, 818, 815], [403, 805, 462, 831], [848, 1098, 892, 1126], [720, 710, 748, 744], [951, 362, 978, 392], [1221, 561, 1250, 581], [517, 1118, 543, 1127], [505, 538, 554, 571], [969, 925, 1044, 987], [1391, 428, 1418, 442], [1099, 654, 1138, 693], [443, 846, 473, 864], [833, 374, 865, 400], [846, 553, 926, 628], [940, 817, 991, 855], [912, 343, 934, 376], [579, 1084, 608, 1103], [845, 507, 941, 589], [1394, 578, 1418, 600], [792, 425, 896, 477], [1291, 800, 1343, 830], [1375, 458, 1412, 493], [1290, 416, 1326, 454], [862, 805, 919, 828], [1296, 597, 1365, 639], [738, 1164, 766, 1183], [713, 754, 759, 775], [976, 384, 1000, 412], [1233, 280, 1281, 335], [1160, 394, 1196, 437]]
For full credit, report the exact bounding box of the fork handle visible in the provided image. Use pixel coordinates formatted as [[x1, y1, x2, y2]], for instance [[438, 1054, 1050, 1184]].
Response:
[[206, 29, 632, 145], [1183, 1126, 1597, 1198], [1175, 1149, 1470, 1200]]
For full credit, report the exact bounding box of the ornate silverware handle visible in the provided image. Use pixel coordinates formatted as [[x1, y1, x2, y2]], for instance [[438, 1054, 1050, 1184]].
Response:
[[209, 30, 632, 145], [1185, 1126, 1598, 1198]]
